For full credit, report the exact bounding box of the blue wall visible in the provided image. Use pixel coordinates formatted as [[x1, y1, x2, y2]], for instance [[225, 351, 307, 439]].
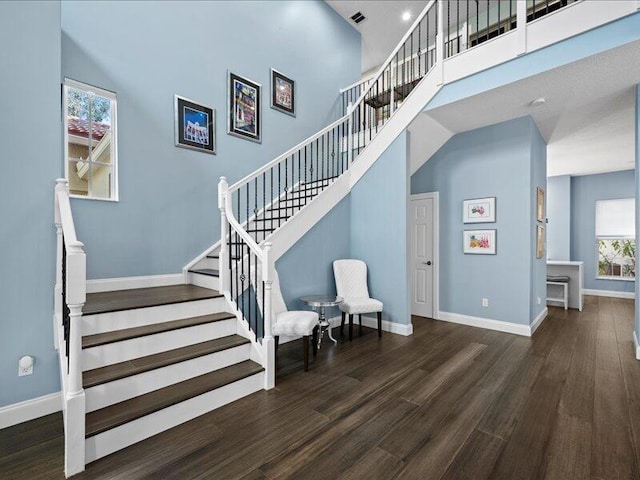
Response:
[[351, 132, 409, 325], [0, 1, 62, 407], [530, 124, 547, 322], [277, 133, 410, 327], [411, 117, 544, 326], [547, 175, 571, 260], [276, 197, 351, 320], [570, 170, 635, 293], [636, 84, 640, 339], [61, 0, 360, 279]]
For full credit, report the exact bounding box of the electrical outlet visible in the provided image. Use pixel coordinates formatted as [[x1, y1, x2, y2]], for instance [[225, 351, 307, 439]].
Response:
[[18, 356, 33, 377], [482, 298, 489, 307], [537, 297, 542, 305]]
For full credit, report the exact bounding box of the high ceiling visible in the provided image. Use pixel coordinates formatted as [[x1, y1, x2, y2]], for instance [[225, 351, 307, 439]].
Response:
[[420, 40, 640, 177], [326, 0, 429, 73]]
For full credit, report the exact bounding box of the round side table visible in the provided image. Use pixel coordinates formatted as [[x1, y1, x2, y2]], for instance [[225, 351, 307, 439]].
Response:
[[300, 295, 343, 349]]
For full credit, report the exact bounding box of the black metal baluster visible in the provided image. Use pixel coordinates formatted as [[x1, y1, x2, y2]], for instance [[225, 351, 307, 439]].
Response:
[[285, 156, 289, 221], [247, 242, 252, 330], [297, 150, 301, 210], [277, 162, 281, 228], [270, 167, 274, 233], [447, 0, 450, 56], [486, 0, 489, 42], [310, 141, 314, 199], [262, 172, 266, 241]]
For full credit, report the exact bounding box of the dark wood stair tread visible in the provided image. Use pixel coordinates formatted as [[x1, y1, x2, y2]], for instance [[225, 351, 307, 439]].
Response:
[[83, 335, 250, 388], [82, 312, 235, 349], [84, 284, 221, 315], [189, 268, 220, 277], [85, 360, 264, 438]]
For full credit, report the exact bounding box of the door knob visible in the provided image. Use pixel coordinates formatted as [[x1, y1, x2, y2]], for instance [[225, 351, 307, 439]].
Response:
[[423, 261, 432, 266]]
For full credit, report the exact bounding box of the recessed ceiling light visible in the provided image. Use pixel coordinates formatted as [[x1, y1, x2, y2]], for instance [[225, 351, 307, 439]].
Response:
[[530, 97, 546, 107], [402, 11, 412, 22]]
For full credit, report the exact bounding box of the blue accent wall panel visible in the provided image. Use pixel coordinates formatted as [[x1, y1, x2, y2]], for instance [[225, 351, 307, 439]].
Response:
[[61, 0, 360, 279], [570, 170, 635, 293], [350, 132, 410, 325], [530, 122, 547, 322], [276, 197, 351, 320], [412, 117, 540, 326], [547, 175, 571, 261], [0, 1, 62, 407]]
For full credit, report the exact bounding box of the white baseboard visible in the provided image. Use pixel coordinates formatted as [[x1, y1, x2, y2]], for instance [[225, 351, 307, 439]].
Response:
[[0, 392, 62, 430], [86, 273, 184, 293], [276, 314, 413, 344], [582, 289, 635, 299], [634, 331, 640, 360], [437, 311, 534, 337], [530, 307, 548, 335]]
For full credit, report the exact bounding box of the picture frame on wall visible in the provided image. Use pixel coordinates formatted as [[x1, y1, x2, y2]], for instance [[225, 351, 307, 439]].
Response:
[[463, 197, 496, 223], [536, 225, 545, 259], [228, 72, 261, 143], [174, 95, 215, 154], [270, 69, 295, 116], [537, 187, 545, 222], [463, 229, 497, 255]]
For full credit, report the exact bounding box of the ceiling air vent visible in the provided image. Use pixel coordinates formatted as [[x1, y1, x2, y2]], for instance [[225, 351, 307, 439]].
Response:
[[350, 11, 366, 24]]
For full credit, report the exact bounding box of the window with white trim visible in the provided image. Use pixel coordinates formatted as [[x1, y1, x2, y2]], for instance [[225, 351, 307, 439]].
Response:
[[64, 79, 118, 200], [596, 198, 635, 280]]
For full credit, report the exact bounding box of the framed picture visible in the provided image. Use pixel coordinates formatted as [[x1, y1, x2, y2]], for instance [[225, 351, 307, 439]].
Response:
[[270, 69, 295, 116], [537, 187, 545, 222], [464, 230, 497, 255], [174, 95, 215, 154], [228, 72, 261, 143], [536, 225, 545, 259], [463, 197, 496, 223]]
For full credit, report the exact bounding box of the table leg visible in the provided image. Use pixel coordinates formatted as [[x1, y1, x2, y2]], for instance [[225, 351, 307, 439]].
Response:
[[317, 305, 338, 349]]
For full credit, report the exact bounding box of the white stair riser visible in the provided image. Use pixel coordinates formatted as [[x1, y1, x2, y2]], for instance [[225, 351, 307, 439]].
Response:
[[85, 343, 252, 412], [195, 257, 219, 271], [189, 272, 220, 290], [82, 320, 237, 371], [85, 372, 264, 463], [83, 297, 228, 336]]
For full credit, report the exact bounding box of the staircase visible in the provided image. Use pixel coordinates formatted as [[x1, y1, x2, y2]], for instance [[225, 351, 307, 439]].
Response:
[[54, 0, 637, 476]]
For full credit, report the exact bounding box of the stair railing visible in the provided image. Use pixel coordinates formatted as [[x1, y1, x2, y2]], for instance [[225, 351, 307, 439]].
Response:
[[54, 178, 86, 477], [219, 0, 438, 387]]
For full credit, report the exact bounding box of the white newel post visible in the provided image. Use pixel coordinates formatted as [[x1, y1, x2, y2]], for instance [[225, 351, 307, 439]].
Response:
[[262, 242, 275, 390], [218, 176, 229, 293], [65, 241, 86, 477], [516, 0, 528, 55], [436, 0, 444, 85], [54, 179, 67, 350]]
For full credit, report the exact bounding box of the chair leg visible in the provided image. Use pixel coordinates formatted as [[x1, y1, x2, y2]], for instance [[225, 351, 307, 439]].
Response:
[[274, 336, 280, 369], [303, 335, 310, 371], [349, 314, 354, 341], [359, 314, 362, 335], [312, 326, 318, 357], [377, 312, 382, 338], [340, 312, 346, 335]]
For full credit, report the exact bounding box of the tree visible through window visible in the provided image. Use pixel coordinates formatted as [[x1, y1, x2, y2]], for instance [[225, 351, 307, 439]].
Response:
[[64, 79, 118, 200], [595, 198, 635, 280]]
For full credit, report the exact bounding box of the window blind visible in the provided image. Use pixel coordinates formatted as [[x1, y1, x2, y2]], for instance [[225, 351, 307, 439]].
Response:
[[595, 198, 635, 237]]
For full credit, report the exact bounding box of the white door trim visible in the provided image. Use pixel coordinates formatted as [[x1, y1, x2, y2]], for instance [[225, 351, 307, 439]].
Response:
[[409, 192, 439, 319]]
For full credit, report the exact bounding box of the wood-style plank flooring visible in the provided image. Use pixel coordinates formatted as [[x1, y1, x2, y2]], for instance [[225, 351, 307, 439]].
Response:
[[1, 296, 639, 479]]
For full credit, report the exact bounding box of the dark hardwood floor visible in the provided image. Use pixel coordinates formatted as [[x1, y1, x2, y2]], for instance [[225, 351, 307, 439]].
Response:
[[2, 296, 639, 479]]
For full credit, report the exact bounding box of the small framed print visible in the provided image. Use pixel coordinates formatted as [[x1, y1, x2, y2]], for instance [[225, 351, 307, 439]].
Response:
[[536, 225, 545, 259], [536, 187, 545, 222], [228, 72, 261, 143], [270, 69, 295, 116], [463, 197, 496, 223], [174, 95, 215, 154], [464, 230, 497, 255]]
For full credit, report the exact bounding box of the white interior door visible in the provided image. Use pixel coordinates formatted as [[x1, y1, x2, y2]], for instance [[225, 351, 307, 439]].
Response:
[[410, 195, 436, 318]]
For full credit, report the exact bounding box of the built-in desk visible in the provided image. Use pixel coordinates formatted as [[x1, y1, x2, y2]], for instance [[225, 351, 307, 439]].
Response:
[[547, 261, 583, 311]]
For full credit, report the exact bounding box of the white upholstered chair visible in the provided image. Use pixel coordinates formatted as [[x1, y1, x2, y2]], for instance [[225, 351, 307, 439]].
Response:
[[332, 259, 383, 340], [271, 269, 319, 371]]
